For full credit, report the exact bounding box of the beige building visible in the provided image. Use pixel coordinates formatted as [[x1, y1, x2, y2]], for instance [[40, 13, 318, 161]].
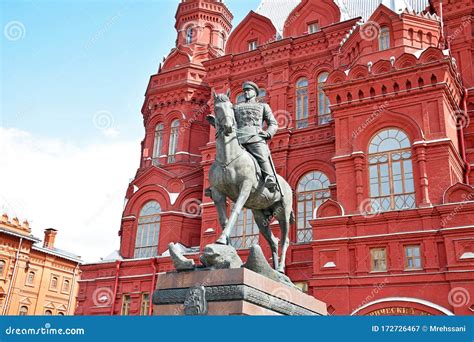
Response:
[[0, 213, 81, 315]]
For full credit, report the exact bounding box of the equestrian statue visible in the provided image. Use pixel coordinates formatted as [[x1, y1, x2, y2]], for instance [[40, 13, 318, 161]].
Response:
[[206, 82, 295, 273]]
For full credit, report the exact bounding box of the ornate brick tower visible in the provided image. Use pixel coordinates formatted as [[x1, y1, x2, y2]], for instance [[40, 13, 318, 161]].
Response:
[[119, 0, 233, 260]]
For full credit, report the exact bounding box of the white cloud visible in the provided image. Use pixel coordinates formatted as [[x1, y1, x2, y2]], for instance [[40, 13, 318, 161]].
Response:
[[0, 127, 139, 262], [102, 127, 120, 138]]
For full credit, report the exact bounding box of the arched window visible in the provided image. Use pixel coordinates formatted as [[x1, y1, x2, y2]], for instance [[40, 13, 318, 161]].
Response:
[[50, 276, 58, 290], [186, 27, 193, 45], [140, 293, 150, 316], [168, 120, 180, 163], [121, 294, 131, 315], [379, 27, 390, 51], [58, 312, 65, 316], [44, 309, 53, 315], [26, 271, 35, 285], [368, 129, 415, 212], [248, 40, 258, 51], [19, 306, 28, 316], [152, 123, 164, 166], [62, 279, 70, 293], [296, 172, 331, 242], [296, 78, 309, 129], [0, 260, 5, 276], [257, 89, 267, 103], [134, 201, 161, 258], [218, 32, 225, 49], [317, 72, 331, 124], [230, 208, 259, 250]]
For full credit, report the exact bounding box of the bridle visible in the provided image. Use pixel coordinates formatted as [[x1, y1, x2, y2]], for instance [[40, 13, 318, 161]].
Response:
[[214, 102, 245, 168]]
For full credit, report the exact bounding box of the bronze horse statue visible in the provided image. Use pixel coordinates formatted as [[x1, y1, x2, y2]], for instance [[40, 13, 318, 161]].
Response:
[[206, 91, 294, 273]]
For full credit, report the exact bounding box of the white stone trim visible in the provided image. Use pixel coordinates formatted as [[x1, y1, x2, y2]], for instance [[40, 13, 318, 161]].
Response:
[[460, 252, 474, 259], [169, 193, 180, 205], [175, 151, 201, 157], [313, 225, 474, 243], [332, 151, 364, 160], [413, 138, 451, 145], [350, 297, 455, 316]]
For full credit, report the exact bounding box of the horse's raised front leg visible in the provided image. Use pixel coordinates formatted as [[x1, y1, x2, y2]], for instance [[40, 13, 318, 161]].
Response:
[[216, 181, 252, 245], [210, 188, 228, 233]]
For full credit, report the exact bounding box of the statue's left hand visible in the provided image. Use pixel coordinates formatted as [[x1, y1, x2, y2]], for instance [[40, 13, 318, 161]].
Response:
[[259, 131, 271, 140]]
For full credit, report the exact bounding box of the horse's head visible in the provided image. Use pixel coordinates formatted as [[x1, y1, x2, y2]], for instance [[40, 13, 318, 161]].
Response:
[[213, 90, 234, 136]]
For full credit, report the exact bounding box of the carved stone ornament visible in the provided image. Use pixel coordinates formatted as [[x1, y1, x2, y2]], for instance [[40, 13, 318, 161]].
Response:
[[183, 286, 208, 316]]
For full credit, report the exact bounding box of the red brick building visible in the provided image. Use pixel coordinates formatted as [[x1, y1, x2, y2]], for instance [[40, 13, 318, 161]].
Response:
[[76, 0, 474, 316]]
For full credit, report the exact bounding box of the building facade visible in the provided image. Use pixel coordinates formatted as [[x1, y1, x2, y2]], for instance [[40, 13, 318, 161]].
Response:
[[0, 214, 81, 315], [76, 0, 474, 316]]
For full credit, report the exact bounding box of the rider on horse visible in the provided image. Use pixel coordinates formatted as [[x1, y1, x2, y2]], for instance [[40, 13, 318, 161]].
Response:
[[234, 82, 279, 191], [208, 81, 279, 191]]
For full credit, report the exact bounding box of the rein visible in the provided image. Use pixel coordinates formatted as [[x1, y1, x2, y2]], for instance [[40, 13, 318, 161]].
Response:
[[214, 104, 246, 168]]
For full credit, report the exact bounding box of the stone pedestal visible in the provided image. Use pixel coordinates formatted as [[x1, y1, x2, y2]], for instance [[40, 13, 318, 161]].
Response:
[[152, 268, 327, 316]]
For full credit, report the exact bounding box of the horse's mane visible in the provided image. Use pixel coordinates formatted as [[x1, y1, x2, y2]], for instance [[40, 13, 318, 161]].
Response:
[[214, 93, 231, 104]]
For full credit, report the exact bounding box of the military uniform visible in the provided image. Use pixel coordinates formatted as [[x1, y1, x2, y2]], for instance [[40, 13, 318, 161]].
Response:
[[233, 96, 278, 188]]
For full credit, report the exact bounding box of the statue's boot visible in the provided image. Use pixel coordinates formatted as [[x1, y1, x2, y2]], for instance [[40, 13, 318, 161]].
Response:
[[264, 175, 277, 191]]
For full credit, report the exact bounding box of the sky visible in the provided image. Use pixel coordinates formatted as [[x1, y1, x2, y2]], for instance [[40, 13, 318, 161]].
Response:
[[0, 0, 261, 262]]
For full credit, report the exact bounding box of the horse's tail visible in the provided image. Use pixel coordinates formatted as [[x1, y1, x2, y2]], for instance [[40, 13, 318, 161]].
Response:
[[290, 210, 296, 224]]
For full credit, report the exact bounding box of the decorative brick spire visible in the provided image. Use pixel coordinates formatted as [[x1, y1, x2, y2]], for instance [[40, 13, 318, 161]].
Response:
[[174, 0, 233, 57]]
